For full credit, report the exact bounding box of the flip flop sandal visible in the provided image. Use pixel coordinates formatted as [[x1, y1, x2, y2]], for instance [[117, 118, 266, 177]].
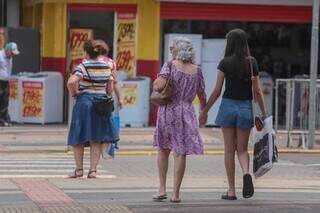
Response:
[[170, 198, 181, 203], [221, 192, 237, 200], [243, 174, 254, 198], [87, 170, 97, 179], [152, 194, 167, 201], [68, 169, 83, 178]]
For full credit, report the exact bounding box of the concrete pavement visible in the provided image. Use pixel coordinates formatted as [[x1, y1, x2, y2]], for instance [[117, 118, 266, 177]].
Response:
[[0, 125, 320, 212], [1, 124, 320, 154], [0, 154, 319, 212]]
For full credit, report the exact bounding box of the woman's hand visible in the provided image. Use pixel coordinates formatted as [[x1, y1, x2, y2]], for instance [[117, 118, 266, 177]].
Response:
[[72, 90, 80, 98], [199, 111, 208, 127], [153, 77, 167, 92], [118, 99, 124, 109], [67, 75, 81, 97]]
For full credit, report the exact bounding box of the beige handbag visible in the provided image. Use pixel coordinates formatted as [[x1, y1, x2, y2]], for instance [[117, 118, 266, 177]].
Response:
[[151, 62, 174, 106]]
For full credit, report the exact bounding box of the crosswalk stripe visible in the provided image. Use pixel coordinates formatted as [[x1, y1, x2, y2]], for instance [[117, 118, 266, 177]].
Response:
[[0, 174, 116, 178], [0, 164, 101, 168], [0, 156, 115, 178]]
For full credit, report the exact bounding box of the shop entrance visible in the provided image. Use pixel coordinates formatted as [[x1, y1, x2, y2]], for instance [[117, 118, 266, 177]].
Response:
[[65, 10, 115, 122], [161, 19, 313, 126], [69, 10, 114, 53]]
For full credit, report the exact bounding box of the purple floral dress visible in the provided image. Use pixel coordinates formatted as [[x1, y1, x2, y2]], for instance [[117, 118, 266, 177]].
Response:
[[153, 62, 206, 155]]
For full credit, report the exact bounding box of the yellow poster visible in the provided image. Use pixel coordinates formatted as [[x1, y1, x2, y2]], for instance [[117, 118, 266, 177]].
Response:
[[116, 13, 136, 78], [192, 96, 200, 106], [9, 79, 18, 100], [122, 83, 137, 106], [0, 28, 6, 49], [69, 28, 93, 74], [22, 81, 43, 117]]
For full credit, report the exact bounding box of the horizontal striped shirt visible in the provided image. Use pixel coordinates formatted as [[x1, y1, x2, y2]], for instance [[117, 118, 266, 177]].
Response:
[[73, 60, 113, 94]]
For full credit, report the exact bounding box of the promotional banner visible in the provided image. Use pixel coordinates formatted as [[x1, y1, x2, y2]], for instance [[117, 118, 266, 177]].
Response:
[[69, 28, 93, 74], [116, 13, 136, 78], [9, 79, 18, 100], [22, 81, 43, 117], [122, 83, 137, 106]]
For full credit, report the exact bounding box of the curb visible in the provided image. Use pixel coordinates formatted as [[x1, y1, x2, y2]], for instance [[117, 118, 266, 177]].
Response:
[[1, 148, 320, 155]]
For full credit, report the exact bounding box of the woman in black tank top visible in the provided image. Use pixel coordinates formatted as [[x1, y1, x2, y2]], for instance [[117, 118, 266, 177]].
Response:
[[199, 29, 267, 200]]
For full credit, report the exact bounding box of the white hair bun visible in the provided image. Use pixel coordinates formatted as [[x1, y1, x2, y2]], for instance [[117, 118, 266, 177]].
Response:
[[173, 37, 196, 63]]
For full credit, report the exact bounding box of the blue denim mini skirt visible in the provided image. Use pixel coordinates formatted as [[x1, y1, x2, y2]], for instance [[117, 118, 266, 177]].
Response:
[[68, 93, 119, 147], [215, 98, 254, 129]]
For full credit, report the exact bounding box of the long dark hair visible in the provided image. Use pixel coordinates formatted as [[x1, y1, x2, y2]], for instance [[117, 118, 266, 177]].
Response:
[[224, 29, 251, 77]]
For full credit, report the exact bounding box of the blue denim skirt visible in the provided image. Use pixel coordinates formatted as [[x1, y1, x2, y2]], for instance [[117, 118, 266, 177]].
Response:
[[68, 93, 119, 147], [215, 98, 254, 129]]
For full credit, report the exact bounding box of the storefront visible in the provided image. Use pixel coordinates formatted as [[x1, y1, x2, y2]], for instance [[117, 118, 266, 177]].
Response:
[[160, 1, 314, 76], [20, 0, 316, 125], [21, 0, 161, 79], [159, 0, 315, 125], [21, 0, 161, 123]]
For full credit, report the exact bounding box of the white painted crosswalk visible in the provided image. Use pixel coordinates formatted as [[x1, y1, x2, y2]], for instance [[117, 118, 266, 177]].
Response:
[[0, 155, 116, 178]]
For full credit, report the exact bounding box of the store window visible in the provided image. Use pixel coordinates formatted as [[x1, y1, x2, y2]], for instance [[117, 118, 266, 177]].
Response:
[[162, 20, 314, 79], [69, 11, 115, 57]]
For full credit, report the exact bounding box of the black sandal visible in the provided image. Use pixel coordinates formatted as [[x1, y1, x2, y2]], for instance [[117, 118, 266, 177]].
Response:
[[87, 170, 97, 179], [68, 168, 83, 178], [221, 192, 237, 200], [170, 198, 181, 203], [243, 174, 254, 198], [152, 194, 167, 201]]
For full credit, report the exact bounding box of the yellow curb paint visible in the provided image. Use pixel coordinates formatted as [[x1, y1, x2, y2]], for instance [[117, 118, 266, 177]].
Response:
[[66, 149, 320, 156], [2, 148, 320, 155]]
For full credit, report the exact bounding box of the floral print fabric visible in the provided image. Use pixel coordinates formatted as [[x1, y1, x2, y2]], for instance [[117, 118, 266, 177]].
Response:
[[153, 62, 206, 155]]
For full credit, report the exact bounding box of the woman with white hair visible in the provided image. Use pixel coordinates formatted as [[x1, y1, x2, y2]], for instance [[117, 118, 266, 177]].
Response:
[[153, 37, 207, 203]]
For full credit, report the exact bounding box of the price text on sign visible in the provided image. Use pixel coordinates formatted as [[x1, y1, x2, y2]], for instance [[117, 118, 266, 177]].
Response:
[[69, 29, 93, 74], [116, 14, 136, 77], [9, 79, 18, 100], [116, 48, 133, 72], [122, 83, 137, 106], [22, 81, 43, 117], [117, 22, 135, 43]]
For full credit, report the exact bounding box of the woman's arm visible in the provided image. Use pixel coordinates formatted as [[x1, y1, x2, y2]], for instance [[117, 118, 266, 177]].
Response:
[[202, 70, 224, 114], [153, 77, 167, 92], [252, 77, 267, 117], [199, 70, 224, 126], [197, 68, 207, 111], [67, 75, 81, 97]]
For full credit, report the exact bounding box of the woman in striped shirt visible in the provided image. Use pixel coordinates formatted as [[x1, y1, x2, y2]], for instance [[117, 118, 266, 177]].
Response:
[[67, 40, 119, 179]]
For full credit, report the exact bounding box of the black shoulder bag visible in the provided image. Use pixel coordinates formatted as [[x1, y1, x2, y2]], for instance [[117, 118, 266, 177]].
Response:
[[82, 64, 114, 117]]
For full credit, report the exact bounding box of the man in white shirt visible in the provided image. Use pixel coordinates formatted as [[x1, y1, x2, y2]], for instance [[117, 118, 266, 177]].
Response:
[[0, 42, 20, 126]]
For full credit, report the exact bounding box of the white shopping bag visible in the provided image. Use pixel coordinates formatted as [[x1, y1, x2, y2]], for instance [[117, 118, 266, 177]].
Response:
[[252, 116, 278, 178]]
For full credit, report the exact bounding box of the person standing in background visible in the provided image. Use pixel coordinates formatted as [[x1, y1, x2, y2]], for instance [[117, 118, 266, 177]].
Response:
[[67, 40, 119, 178], [96, 40, 123, 127], [0, 42, 20, 126], [95, 40, 123, 152]]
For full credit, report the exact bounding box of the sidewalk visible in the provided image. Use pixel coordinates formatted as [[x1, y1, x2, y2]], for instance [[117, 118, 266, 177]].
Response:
[[0, 154, 320, 212], [0, 124, 320, 154]]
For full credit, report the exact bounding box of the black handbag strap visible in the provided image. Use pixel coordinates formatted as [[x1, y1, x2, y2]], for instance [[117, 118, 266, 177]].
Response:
[[81, 63, 97, 91]]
